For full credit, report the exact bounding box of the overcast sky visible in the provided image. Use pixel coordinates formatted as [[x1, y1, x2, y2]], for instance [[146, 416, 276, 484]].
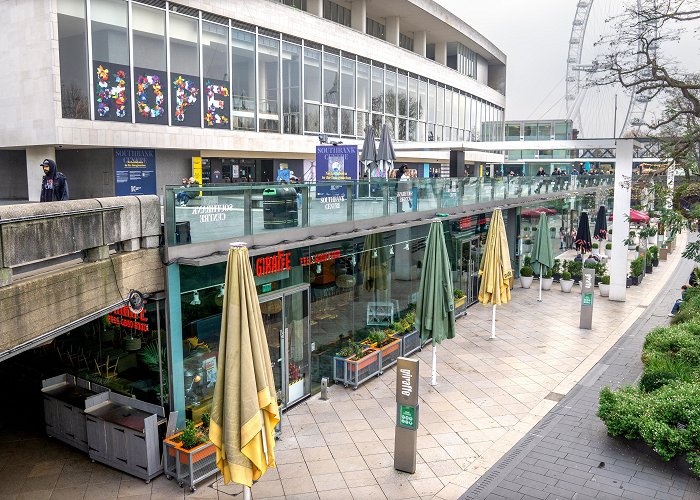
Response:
[[437, 0, 576, 121]]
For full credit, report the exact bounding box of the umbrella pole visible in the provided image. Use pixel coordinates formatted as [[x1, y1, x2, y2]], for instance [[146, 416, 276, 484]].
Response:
[[243, 487, 252, 500], [490, 305, 497, 340], [538, 275, 543, 302], [430, 340, 437, 386]]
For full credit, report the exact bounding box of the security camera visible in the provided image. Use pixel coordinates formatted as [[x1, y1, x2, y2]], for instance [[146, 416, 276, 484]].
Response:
[[318, 134, 329, 144]]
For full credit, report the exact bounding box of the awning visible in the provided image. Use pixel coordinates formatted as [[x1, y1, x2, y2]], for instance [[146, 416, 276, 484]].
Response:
[[609, 209, 650, 223]]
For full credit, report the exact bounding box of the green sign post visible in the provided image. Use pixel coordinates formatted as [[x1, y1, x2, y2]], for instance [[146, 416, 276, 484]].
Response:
[[394, 357, 419, 473], [582, 293, 593, 306]]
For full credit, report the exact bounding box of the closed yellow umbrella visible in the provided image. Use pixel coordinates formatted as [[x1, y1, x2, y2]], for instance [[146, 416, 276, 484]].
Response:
[[210, 243, 280, 492], [478, 209, 513, 339]]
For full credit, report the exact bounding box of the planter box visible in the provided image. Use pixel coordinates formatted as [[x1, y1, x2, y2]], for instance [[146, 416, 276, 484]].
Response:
[[454, 296, 466, 309], [645, 265, 653, 274], [541, 277, 553, 290], [288, 377, 305, 403], [652, 258, 659, 267], [176, 441, 217, 492], [397, 329, 421, 357], [520, 276, 533, 288], [334, 348, 381, 389], [560, 280, 574, 293], [627, 276, 639, 286], [659, 247, 668, 260], [599, 283, 610, 297]]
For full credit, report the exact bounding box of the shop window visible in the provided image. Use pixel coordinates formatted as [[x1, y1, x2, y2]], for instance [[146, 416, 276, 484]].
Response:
[[231, 29, 256, 131], [58, 0, 89, 119], [169, 12, 200, 127]]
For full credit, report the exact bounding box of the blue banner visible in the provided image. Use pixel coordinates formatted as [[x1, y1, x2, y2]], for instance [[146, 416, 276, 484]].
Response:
[[114, 148, 157, 196], [315, 145, 358, 199]]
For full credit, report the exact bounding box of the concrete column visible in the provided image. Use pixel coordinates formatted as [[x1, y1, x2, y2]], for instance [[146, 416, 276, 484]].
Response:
[[26, 146, 55, 202], [351, 0, 366, 32], [414, 30, 427, 56], [435, 42, 447, 66], [307, 0, 322, 17], [85, 245, 110, 262], [609, 139, 633, 302], [386, 16, 400, 46]]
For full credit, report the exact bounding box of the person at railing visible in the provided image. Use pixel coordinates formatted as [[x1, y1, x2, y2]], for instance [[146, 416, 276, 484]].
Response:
[[395, 164, 409, 213], [40, 159, 69, 202], [536, 167, 547, 176]]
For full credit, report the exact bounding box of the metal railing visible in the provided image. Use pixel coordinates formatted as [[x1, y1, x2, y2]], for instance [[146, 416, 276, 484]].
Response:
[[163, 175, 615, 247]]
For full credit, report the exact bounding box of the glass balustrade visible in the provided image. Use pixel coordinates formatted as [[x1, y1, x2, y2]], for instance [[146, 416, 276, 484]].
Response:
[[164, 175, 614, 247]]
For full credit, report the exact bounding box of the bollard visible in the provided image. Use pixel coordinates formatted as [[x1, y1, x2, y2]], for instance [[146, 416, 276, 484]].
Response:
[[320, 377, 329, 400]]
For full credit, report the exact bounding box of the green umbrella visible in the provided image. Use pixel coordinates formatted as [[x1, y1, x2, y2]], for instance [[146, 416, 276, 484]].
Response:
[[415, 221, 455, 386], [531, 213, 554, 302], [210, 243, 280, 494]]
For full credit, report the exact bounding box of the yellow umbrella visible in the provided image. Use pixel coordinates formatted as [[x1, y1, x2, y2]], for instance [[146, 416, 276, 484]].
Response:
[[478, 209, 513, 339], [210, 243, 280, 491]]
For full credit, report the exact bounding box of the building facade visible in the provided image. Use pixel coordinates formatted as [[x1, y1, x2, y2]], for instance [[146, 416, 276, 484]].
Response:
[[0, 0, 506, 201]]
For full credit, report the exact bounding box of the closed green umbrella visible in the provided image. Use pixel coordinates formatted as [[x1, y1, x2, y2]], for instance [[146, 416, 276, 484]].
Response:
[[478, 209, 512, 339], [210, 243, 280, 496], [531, 213, 554, 302], [415, 221, 455, 386]]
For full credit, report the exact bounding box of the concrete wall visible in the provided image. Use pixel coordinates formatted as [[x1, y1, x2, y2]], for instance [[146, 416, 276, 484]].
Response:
[[56, 148, 114, 199], [0, 249, 164, 355], [0, 150, 28, 200], [156, 149, 199, 195]]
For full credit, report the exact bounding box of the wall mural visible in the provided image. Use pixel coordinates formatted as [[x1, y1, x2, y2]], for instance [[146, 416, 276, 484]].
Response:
[[204, 79, 230, 129], [171, 73, 200, 127], [134, 68, 168, 125], [94, 61, 131, 122]]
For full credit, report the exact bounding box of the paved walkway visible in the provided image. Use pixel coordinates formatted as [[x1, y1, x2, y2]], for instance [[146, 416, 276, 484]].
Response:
[[462, 237, 700, 500], [1, 234, 698, 500]]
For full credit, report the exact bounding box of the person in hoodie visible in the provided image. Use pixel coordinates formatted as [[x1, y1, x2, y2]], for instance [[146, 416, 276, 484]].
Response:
[[39, 159, 69, 202]]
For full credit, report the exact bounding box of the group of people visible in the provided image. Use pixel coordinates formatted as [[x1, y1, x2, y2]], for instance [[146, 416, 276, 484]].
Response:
[[535, 166, 607, 176], [668, 269, 700, 317], [175, 177, 199, 206]]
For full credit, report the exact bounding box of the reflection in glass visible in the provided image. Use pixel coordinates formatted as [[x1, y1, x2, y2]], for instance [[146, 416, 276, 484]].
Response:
[[436, 86, 445, 127], [258, 36, 280, 132], [427, 83, 436, 123], [408, 77, 417, 119], [304, 103, 320, 132], [357, 111, 368, 138], [324, 106, 338, 134], [341, 108, 354, 136], [202, 21, 229, 129], [418, 80, 427, 121], [169, 13, 200, 127], [58, 0, 89, 119], [356, 62, 370, 111], [323, 53, 339, 105], [385, 69, 396, 116], [340, 57, 355, 108], [231, 29, 256, 130], [304, 48, 321, 102], [398, 75, 407, 116], [282, 42, 302, 134], [444, 89, 452, 129], [371, 65, 383, 113]]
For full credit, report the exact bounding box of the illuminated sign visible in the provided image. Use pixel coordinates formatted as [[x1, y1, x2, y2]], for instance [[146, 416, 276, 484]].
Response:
[[107, 305, 149, 332], [255, 251, 292, 277], [299, 250, 341, 267]]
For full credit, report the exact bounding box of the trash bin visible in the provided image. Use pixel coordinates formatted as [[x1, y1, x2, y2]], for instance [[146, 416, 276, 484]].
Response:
[[263, 187, 299, 229], [175, 221, 192, 244]]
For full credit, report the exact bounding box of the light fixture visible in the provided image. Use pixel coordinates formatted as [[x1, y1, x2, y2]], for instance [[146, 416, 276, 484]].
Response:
[[404, 243, 410, 251], [217, 285, 224, 297], [190, 290, 201, 306], [351, 255, 356, 266], [215, 285, 225, 306], [390, 246, 394, 255], [316, 264, 322, 274], [372, 249, 378, 258]]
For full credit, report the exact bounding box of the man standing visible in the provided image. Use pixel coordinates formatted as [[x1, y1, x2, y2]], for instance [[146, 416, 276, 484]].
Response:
[[39, 159, 69, 202]]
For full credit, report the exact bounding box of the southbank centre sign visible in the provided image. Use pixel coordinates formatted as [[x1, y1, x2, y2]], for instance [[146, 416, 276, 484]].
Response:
[[315, 144, 358, 199]]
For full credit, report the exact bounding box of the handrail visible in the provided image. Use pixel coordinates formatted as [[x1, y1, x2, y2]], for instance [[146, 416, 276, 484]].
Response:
[[0, 205, 124, 225]]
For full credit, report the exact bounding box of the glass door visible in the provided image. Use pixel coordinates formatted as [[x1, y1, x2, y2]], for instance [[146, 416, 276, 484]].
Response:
[[461, 238, 481, 306], [260, 286, 310, 410]]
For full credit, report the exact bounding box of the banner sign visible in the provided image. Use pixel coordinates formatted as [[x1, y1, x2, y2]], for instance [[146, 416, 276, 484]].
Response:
[[315, 145, 358, 199], [114, 148, 156, 196]]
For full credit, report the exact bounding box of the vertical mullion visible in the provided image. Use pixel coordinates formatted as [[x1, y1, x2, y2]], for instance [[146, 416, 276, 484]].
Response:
[[198, 11, 204, 129], [255, 27, 259, 132], [278, 33, 283, 133], [165, 2, 171, 126], [301, 40, 305, 134], [128, 0, 135, 123], [228, 20, 233, 131], [86, 0, 94, 120]]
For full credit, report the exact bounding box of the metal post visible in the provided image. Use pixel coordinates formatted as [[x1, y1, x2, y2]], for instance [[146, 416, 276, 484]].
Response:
[[580, 268, 595, 329], [346, 183, 353, 221], [244, 189, 252, 235], [394, 357, 419, 474]]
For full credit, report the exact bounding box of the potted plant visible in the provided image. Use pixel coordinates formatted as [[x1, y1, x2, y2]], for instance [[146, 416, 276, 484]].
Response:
[[522, 238, 533, 253], [560, 271, 574, 293], [599, 275, 610, 296], [541, 269, 554, 290], [453, 289, 466, 308], [628, 257, 644, 285], [391, 311, 421, 356], [648, 245, 659, 266], [625, 231, 636, 250], [364, 329, 401, 371], [520, 256, 534, 288], [592, 242, 599, 256], [552, 259, 562, 281], [605, 242, 612, 257], [568, 259, 583, 283], [645, 253, 653, 274], [659, 244, 669, 261], [607, 228, 613, 242], [334, 341, 380, 389]]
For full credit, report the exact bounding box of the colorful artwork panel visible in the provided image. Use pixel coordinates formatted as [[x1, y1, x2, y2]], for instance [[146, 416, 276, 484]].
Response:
[[134, 68, 168, 125], [94, 61, 131, 122], [204, 78, 230, 129], [171, 73, 200, 127]]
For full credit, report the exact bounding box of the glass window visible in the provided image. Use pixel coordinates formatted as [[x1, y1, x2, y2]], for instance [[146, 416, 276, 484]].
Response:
[[340, 57, 355, 108], [356, 62, 370, 111], [282, 42, 302, 134], [133, 4, 167, 122], [258, 36, 280, 132], [385, 116, 395, 139], [554, 121, 570, 140], [371, 65, 383, 113], [366, 17, 385, 40], [372, 113, 382, 136], [277, 0, 307, 9], [397, 74, 407, 117], [305, 103, 320, 132], [231, 29, 255, 131], [202, 21, 229, 129], [323, 106, 338, 134], [92, 0, 130, 122], [436, 86, 444, 127], [398, 118, 406, 141], [505, 123, 521, 141], [357, 111, 368, 138], [418, 80, 427, 121], [341, 108, 354, 136], [524, 123, 537, 141], [58, 0, 89, 119], [452, 91, 459, 128], [399, 33, 413, 51], [169, 13, 200, 127], [427, 123, 435, 141], [427, 83, 436, 123], [385, 69, 396, 116], [459, 94, 466, 131], [323, 0, 351, 27], [408, 120, 417, 141], [304, 48, 321, 102], [470, 98, 477, 138], [417, 121, 425, 141], [444, 90, 452, 129], [537, 122, 552, 140], [323, 53, 339, 105], [408, 77, 417, 119]]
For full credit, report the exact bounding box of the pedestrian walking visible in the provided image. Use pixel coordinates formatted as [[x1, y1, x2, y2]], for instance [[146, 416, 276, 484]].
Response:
[[39, 159, 69, 202]]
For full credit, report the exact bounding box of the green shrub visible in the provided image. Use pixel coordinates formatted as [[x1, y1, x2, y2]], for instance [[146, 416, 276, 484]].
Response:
[[552, 259, 561, 275], [630, 256, 645, 277], [643, 326, 700, 365], [520, 265, 533, 277], [562, 271, 572, 281], [366, 329, 388, 345], [639, 371, 678, 392], [543, 268, 553, 279], [568, 260, 583, 277], [598, 386, 645, 440], [601, 275, 610, 285], [606, 242, 612, 250]]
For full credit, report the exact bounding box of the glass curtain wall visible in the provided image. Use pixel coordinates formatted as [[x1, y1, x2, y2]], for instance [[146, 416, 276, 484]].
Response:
[[444, 89, 452, 140], [371, 64, 383, 135], [202, 21, 230, 129], [132, 3, 167, 125], [427, 82, 436, 141], [231, 29, 256, 131], [258, 36, 280, 132], [323, 52, 339, 135], [169, 12, 200, 127], [436, 85, 444, 141], [397, 73, 407, 140], [91, 0, 130, 122], [282, 42, 302, 134], [58, 0, 89, 119], [356, 61, 370, 138], [340, 57, 355, 136], [385, 68, 397, 138], [303, 47, 321, 133]]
